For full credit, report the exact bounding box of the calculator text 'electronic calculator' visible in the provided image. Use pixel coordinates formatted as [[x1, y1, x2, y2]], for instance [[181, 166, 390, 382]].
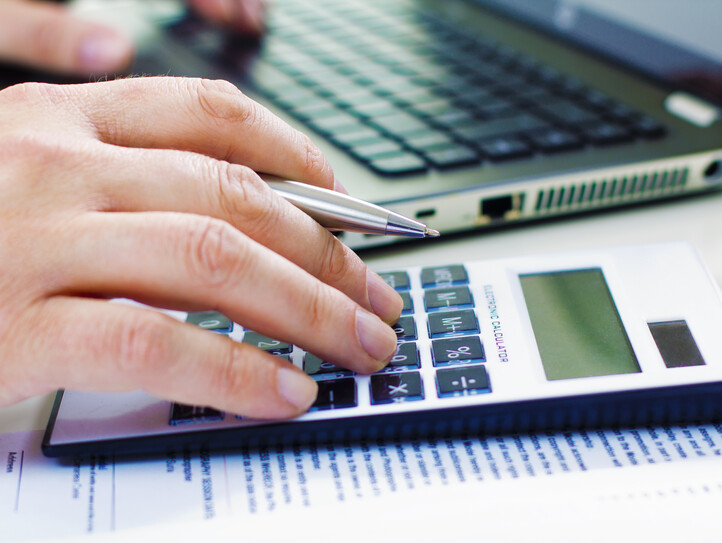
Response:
[[42, 243, 722, 457]]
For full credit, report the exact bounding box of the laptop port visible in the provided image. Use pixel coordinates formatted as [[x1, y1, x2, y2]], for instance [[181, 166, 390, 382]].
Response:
[[480, 194, 521, 221], [415, 208, 436, 219], [704, 160, 721, 180]]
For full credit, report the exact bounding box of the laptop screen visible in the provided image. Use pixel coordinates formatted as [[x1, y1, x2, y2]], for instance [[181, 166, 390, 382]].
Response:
[[476, 0, 722, 106]]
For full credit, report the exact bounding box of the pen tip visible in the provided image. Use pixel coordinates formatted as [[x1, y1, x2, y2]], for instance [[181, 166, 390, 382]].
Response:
[[424, 227, 440, 237]]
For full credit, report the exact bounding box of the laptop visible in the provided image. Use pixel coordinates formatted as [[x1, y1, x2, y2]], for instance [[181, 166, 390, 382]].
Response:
[[64, 0, 722, 249]]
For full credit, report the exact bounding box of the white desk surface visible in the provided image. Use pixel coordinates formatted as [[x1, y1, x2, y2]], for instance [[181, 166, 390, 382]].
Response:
[[2, 190, 721, 435]]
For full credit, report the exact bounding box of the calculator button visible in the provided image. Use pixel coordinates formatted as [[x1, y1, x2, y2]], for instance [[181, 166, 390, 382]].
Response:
[[370, 372, 424, 404], [242, 332, 291, 354], [379, 271, 411, 290], [311, 378, 357, 411], [304, 353, 353, 376], [186, 311, 233, 333], [432, 336, 485, 366], [420, 265, 468, 288], [169, 404, 224, 425], [400, 291, 414, 314], [428, 310, 479, 337], [436, 366, 491, 397], [424, 286, 474, 311], [383, 342, 420, 370], [393, 316, 418, 341]]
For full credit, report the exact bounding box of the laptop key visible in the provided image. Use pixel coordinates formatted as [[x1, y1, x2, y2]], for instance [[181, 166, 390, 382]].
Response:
[[368, 113, 432, 136], [424, 146, 480, 169], [403, 131, 457, 152], [452, 113, 549, 142], [477, 136, 533, 160], [368, 153, 428, 176], [582, 122, 634, 145], [350, 141, 406, 161], [529, 129, 584, 153]]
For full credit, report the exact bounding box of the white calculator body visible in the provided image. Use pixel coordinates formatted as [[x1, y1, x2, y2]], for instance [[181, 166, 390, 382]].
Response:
[[43, 242, 722, 457]]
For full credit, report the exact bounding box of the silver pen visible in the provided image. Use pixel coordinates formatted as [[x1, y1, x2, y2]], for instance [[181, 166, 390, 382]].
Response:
[[265, 178, 440, 238]]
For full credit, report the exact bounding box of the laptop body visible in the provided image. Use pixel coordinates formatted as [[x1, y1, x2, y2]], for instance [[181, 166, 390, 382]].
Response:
[[64, 0, 722, 249]]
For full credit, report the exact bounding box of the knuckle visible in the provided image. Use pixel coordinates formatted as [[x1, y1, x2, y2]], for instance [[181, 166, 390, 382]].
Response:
[[301, 134, 330, 179], [211, 343, 256, 406], [318, 235, 353, 286], [211, 164, 285, 237], [303, 279, 331, 333], [185, 216, 249, 289], [211, 162, 252, 219], [190, 78, 255, 126], [113, 312, 176, 378]]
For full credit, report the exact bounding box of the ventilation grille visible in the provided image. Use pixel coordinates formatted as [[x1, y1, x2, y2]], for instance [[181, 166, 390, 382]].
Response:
[[534, 167, 690, 214]]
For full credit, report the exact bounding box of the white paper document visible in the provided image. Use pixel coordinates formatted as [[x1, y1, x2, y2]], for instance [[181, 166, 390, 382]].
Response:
[[3, 422, 722, 541]]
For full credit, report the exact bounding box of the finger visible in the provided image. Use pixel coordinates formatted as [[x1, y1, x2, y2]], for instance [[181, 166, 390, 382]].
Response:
[[3, 296, 316, 417], [0, 0, 133, 75], [76, 77, 335, 190], [189, 0, 265, 35], [82, 145, 402, 324], [56, 211, 398, 373]]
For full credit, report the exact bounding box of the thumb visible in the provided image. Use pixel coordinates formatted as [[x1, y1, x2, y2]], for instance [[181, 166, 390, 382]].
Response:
[[0, 0, 134, 75]]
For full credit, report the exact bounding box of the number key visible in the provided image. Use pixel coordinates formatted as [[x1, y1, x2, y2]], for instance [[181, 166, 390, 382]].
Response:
[[242, 332, 291, 354]]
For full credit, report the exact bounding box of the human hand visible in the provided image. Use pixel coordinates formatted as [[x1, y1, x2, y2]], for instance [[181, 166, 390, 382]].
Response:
[[0, 0, 264, 75], [0, 77, 402, 418]]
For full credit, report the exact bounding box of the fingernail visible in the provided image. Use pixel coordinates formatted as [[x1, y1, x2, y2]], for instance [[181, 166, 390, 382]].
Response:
[[356, 308, 398, 364], [333, 177, 349, 195], [367, 270, 403, 323], [79, 32, 132, 72], [276, 368, 318, 410]]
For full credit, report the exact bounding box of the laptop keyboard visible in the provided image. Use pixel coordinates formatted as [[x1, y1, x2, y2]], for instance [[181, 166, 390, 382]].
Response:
[[166, 0, 666, 176]]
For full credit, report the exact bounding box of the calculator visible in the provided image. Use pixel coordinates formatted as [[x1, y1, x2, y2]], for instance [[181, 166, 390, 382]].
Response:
[[42, 242, 722, 457]]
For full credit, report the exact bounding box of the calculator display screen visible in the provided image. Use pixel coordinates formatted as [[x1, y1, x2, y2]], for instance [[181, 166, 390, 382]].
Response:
[[519, 268, 640, 381]]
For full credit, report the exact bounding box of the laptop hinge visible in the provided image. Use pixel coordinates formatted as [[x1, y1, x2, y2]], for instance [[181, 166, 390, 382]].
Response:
[[664, 92, 719, 127]]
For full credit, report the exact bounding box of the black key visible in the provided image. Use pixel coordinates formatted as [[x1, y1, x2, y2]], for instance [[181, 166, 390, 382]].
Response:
[[453, 113, 549, 142], [404, 131, 456, 152], [436, 366, 490, 397], [582, 122, 634, 145], [311, 378, 357, 411], [432, 337, 485, 366], [534, 99, 599, 124], [307, 114, 363, 136], [303, 353, 352, 376], [473, 97, 516, 119], [386, 341, 420, 369], [400, 291, 413, 313], [477, 136, 532, 161], [292, 104, 343, 122], [421, 265, 468, 287], [379, 271, 411, 290], [424, 286, 473, 311], [368, 154, 428, 176], [242, 332, 291, 354], [368, 112, 431, 136], [393, 316, 418, 341], [424, 146, 480, 169], [352, 102, 403, 119], [170, 404, 224, 425], [428, 309, 479, 338], [350, 141, 406, 161], [329, 129, 386, 148], [529, 129, 583, 153], [370, 372, 424, 404], [332, 90, 384, 108], [186, 311, 233, 333], [629, 116, 666, 138]]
